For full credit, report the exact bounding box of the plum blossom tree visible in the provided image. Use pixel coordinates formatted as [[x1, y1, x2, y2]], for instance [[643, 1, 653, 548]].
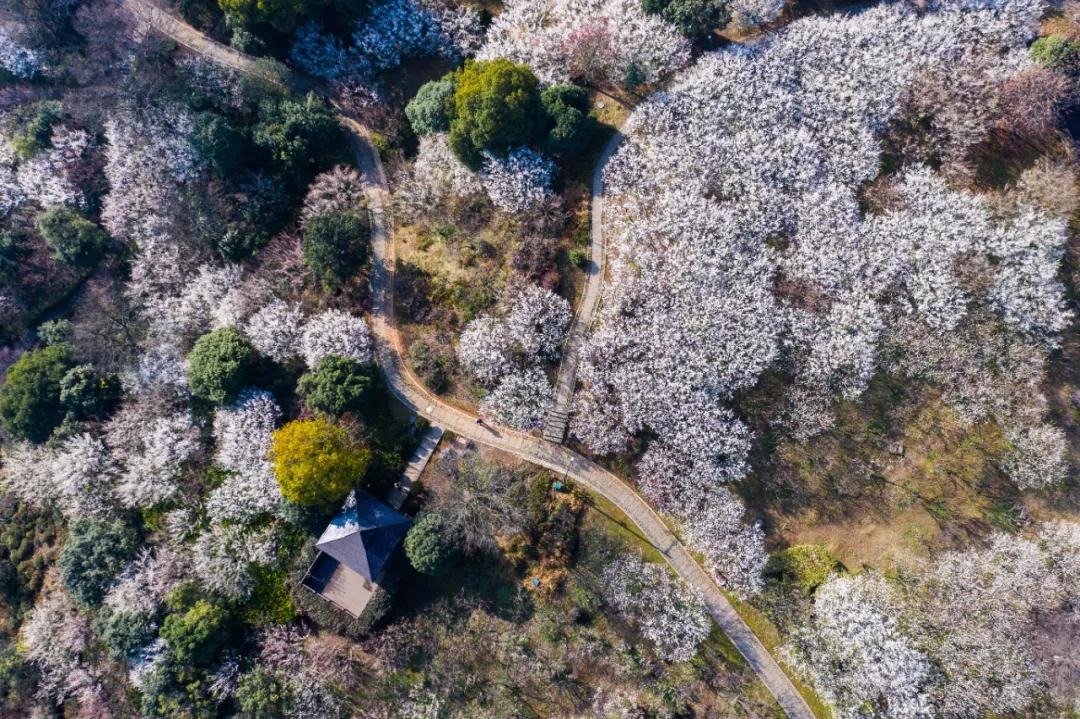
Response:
[[0, 24, 43, 78], [190, 523, 277, 600], [602, 553, 711, 662], [479, 147, 557, 213], [1002, 423, 1068, 489], [20, 589, 100, 704], [300, 309, 373, 368], [785, 574, 933, 719], [108, 408, 200, 509], [0, 126, 91, 216], [301, 166, 367, 225], [208, 389, 284, 524], [244, 299, 305, 363], [477, 0, 691, 86], [478, 367, 555, 430], [395, 133, 484, 220]]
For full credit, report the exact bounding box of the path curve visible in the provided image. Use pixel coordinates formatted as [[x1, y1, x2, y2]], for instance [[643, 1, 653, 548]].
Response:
[[117, 5, 815, 716], [542, 129, 622, 443]]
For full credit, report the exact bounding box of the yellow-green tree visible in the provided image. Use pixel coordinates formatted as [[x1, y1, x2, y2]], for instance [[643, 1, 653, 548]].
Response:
[[270, 418, 369, 508]]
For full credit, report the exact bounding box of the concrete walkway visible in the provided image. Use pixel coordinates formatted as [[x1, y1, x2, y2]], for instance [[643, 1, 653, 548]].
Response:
[[120, 4, 816, 716], [387, 424, 444, 509], [542, 129, 623, 443]]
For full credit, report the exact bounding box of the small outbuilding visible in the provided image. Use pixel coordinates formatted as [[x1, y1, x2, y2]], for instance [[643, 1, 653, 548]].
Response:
[[301, 490, 411, 617]]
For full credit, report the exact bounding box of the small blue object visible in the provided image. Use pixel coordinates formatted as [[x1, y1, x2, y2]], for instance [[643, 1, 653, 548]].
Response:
[[532, 578, 541, 587], [552, 481, 564, 492]]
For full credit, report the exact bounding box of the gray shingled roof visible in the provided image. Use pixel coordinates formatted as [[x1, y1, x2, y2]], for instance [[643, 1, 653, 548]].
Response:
[[315, 491, 411, 582]]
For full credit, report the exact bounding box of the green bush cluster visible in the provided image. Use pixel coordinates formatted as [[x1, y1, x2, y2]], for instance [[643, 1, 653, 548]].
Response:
[[187, 327, 260, 404], [641, 0, 730, 39], [301, 210, 370, 285], [59, 520, 140, 606], [0, 344, 74, 442], [59, 364, 121, 420], [1030, 34, 1080, 69], [35, 207, 110, 268], [764, 544, 843, 594], [408, 62, 597, 167], [405, 511, 460, 576], [7, 101, 62, 160], [298, 355, 376, 416]]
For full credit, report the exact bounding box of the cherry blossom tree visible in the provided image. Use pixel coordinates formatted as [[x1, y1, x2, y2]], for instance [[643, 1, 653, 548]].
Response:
[[1002, 423, 1068, 489], [21, 589, 100, 704], [190, 523, 277, 600], [208, 389, 284, 524], [477, 0, 691, 86], [300, 309, 372, 368], [480, 148, 557, 213], [785, 574, 933, 719], [244, 299, 305, 363], [602, 553, 711, 662], [478, 367, 554, 430]]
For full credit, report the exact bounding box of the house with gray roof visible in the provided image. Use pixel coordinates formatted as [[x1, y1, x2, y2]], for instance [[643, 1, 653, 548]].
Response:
[[301, 490, 411, 617]]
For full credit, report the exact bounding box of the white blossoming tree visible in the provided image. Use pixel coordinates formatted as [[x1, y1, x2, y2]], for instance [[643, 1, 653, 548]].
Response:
[[300, 309, 373, 368]]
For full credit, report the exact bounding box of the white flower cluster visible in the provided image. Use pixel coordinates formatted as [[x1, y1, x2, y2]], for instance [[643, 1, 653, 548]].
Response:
[[785, 574, 933, 719], [0, 125, 90, 216], [106, 405, 200, 509], [1002, 423, 1068, 489], [104, 546, 190, 617], [791, 525, 1080, 718], [395, 133, 483, 220], [290, 0, 483, 82], [477, 0, 691, 85], [20, 590, 100, 704], [301, 165, 367, 224], [0, 24, 43, 79], [458, 284, 571, 430], [480, 147, 557, 213], [101, 107, 201, 248], [190, 523, 277, 600], [602, 553, 711, 662], [730, 0, 784, 29], [300, 308, 373, 368], [208, 389, 284, 524], [574, 0, 1061, 592], [244, 299, 305, 363]]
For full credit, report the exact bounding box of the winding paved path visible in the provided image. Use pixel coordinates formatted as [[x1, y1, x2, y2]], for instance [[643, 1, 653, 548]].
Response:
[[117, 4, 815, 716]]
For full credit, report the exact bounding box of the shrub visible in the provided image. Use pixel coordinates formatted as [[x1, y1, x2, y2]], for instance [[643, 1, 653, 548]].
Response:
[[405, 76, 457, 136], [1029, 34, 1080, 69], [218, 0, 309, 33], [301, 211, 369, 284], [569, 247, 589, 268], [35, 207, 109, 268], [270, 418, 370, 509], [253, 93, 341, 183], [92, 606, 159, 660], [236, 666, 292, 717], [408, 338, 452, 394], [405, 511, 459, 575], [641, 0, 730, 39], [297, 355, 376, 416], [541, 84, 596, 155], [191, 112, 249, 177], [0, 344, 73, 442], [160, 599, 229, 665], [59, 364, 121, 420], [36, 319, 71, 345], [187, 328, 259, 405], [449, 59, 543, 168], [217, 224, 268, 262], [765, 544, 842, 594], [9, 101, 61, 159], [59, 520, 140, 607]]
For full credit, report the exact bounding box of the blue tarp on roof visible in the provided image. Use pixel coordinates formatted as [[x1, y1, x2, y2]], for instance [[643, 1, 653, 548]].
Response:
[[315, 490, 411, 582]]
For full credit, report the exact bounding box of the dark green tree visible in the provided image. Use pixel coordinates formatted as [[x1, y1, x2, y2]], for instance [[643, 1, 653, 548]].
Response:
[[449, 60, 543, 168], [236, 666, 292, 718], [0, 344, 73, 442], [641, 0, 730, 39], [302, 211, 369, 284], [59, 364, 121, 420], [1030, 35, 1080, 69], [35, 207, 109, 268], [253, 94, 341, 182], [9, 101, 62, 159], [297, 355, 375, 416], [160, 599, 229, 665], [405, 76, 457, 136], [541, 84, 596, 155], [93, 606, 160, 660], [404, 511, 459, 576], [191, 112, 249, 177], [58, 520, 140, 607], [187, 328, 259, 404]]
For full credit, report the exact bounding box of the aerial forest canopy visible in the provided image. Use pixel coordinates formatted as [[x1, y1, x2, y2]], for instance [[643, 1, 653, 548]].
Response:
[[1, 0, 1080, 716]]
